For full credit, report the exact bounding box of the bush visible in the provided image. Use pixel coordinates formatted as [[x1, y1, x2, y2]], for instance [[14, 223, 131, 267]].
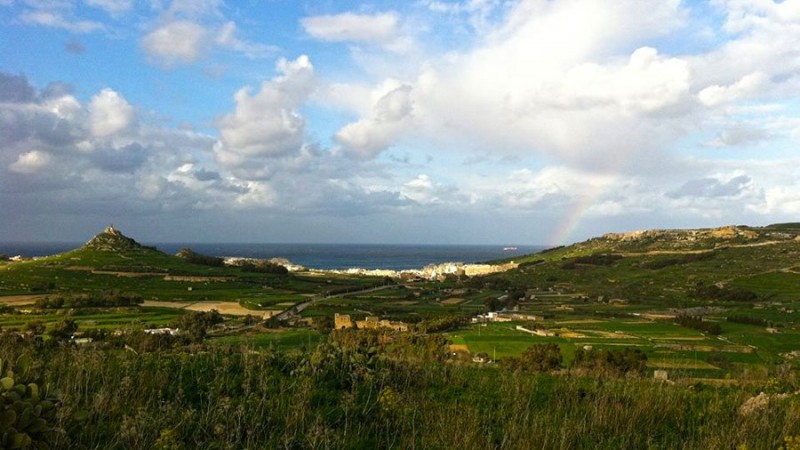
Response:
[[172, 310, 223, 342], [229, 260, 288, 275], [35, 291, 143, 309], [675, 315, 722, 335], [727, 315, 768, 327], [561, 254, 622, 269], [692, 284, 758, 303], [519, 343, 563, 372], [48, 319, 78, 340], [175, 248, 224, 267], [572, 348, 647, 376]]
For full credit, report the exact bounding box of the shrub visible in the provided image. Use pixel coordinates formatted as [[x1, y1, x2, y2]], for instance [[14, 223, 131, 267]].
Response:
[[572, 347, 647, 376], [675, 315, 722, 335], [520, 343, 563, 372], [561, 254, 623, 269], [175, 248, 224, 267], [692, 284, 758, 303]]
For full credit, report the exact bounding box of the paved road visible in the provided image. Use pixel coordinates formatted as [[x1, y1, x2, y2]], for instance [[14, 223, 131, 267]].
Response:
[[272, 283, 399, 321]]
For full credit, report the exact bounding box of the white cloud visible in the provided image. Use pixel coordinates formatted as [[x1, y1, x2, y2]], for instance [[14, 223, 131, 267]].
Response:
[[85, 0, 132, 15], [301, 12, 410, 52], [233, 181, 277, 208], [697, 72, 768, 107], [89, 89, 135, 138], [302, 12, 399, 43], [215, 56, 315, 167], [9, 150, 51, 174], [398, 174, 456, 204], [501, 167, 618, 209], [321, 1, 692, 168], [215, 21, 277, 59], [335, 84, 414, 158], [20, 10, 105, 33], [141, 20, 207, 66], [753, 186, 800, 215]]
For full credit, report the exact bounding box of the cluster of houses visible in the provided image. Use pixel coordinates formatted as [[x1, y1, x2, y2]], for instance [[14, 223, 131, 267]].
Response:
[[309, 262, 518, 281], [334, 313, 409, 332], [471, 311, 543, 324]]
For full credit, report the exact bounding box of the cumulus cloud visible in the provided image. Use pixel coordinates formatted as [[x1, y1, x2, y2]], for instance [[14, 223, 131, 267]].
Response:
[[88, 89, 135, 137], [141, 21, 208, 66], [398, 174, 458, 205], [0, 72, 229, 220], [697, 72, 768, 107], [501, 167, 618, 210], [9, 150, 51, 174], [215, 56, 315, 168], [0, 73, 36, 103], [335, 84, 414, 158], [324, 0, 693, 169], [139, 1, 275, 66]]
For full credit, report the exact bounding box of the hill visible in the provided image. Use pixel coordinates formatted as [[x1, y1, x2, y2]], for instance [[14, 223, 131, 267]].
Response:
[[477, 223, 800, 318], [82, 226, 158, 253], [0, 227, 387, 307]]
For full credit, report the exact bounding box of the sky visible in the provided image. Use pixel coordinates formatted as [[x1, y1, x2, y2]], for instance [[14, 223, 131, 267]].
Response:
[[1, 0, 800, 246]]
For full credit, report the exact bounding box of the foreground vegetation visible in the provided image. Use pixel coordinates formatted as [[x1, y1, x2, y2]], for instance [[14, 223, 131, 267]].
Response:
[[2, 224, 800, 448], [1, 335, 799, 449]]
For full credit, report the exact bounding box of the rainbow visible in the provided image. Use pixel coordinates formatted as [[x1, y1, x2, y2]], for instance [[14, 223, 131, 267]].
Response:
[[547, 172, 620, 247]]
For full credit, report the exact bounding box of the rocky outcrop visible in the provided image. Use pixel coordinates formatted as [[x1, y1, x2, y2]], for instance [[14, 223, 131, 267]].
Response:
[[83, 226, 155, 252], [602, 226, 759, 243]]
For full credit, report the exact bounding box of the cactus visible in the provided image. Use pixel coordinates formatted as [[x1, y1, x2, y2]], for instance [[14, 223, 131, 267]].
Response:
[[0, 356, 59, 449]]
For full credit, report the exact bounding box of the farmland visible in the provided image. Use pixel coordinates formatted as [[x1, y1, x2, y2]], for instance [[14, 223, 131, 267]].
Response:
[[1, 224, 800, 382], [1, 225, 800, 449]]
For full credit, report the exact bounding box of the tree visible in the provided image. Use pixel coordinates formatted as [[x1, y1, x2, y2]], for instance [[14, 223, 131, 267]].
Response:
[[572, 347, 647, 376], [174, 310, 223, 342], [49, 319, 78, 340], [24, 320, 46, 336], [519, 343, 563, 372]]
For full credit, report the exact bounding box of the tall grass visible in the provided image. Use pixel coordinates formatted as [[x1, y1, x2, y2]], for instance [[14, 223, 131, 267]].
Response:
[[1, 340, 797, 449]]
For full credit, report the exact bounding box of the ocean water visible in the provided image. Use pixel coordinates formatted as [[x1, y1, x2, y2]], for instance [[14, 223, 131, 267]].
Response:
[[0, 242, 546, 271]]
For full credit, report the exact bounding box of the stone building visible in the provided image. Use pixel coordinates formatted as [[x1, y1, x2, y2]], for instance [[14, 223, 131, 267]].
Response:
[[334, 313, 354, 330], [334, 313, 407, 332]]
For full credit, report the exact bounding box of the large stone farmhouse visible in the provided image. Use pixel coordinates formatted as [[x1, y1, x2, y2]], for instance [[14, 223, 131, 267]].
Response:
[[334, 313, 408, 332]]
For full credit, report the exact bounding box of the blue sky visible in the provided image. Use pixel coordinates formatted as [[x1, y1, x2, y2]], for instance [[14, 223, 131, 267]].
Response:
[[2, 0, 800, 245]]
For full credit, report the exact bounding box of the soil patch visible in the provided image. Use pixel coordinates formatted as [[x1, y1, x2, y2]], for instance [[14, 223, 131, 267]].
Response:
[[0, 294, 49, 306], [648, 360, 719, 370], [441, 298, 464, 305], [142, 300, 280, 317], [184, 301, 280, 317]]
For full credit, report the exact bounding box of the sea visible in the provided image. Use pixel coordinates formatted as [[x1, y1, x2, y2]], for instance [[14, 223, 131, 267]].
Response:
[[0, 242, 547, 271]]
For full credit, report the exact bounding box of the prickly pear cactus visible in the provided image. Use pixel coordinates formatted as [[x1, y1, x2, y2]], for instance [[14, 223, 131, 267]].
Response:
[[0, 355, 58, 449]]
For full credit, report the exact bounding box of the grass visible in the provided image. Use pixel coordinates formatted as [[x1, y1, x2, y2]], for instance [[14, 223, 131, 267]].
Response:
[[3, 340, 797, 449], [0, 306, 185, 330], [212, 328, 323, 350]]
